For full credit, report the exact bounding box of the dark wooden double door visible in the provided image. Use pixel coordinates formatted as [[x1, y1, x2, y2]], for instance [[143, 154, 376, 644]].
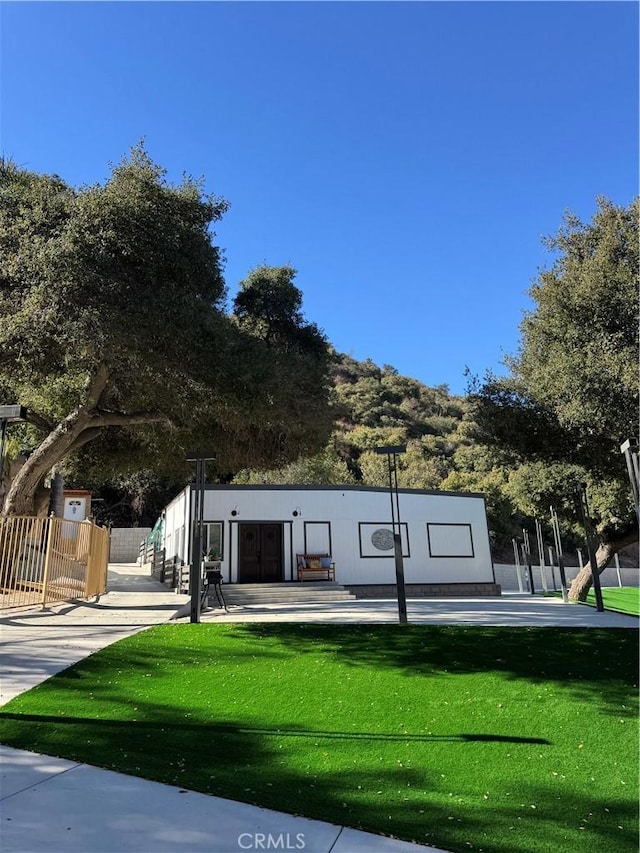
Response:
[[238, 523, 283, 583]]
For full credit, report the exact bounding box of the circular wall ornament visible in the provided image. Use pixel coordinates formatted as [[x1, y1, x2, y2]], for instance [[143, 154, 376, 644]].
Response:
[[371, 528, 394, 551]]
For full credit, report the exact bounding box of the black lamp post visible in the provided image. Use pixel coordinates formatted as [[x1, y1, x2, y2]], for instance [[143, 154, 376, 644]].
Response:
[[520, 528, 535, 595], [374, 444, 407, 624], [0, 405, 28, 501], [575, 483, 604, 613], [550, 505, 569, 603], [620, 439, 639, 524], [186, 452, 215, 624]]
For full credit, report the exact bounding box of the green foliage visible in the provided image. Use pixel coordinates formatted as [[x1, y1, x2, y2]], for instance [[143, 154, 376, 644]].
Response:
[[9, 149, 630, 563], [234, 445, 355, 486], [72, 470, 181, 528], [1, 146, 227, 392], [237, 353, 471, 494], [233, 265, 328, 357], [231, 350, 528, 547], [441, 444, 523, 547], [333, 356, 460, 435], [0, 149, 334, 512], [346, 424, 407, 451], [518, 197, 638, 459], [471, 197, 639, 548], [228, 195, 639, 559], [331, 354, 468, 483]]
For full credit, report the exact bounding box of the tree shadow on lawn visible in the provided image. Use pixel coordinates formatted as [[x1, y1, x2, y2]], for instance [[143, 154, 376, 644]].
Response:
[[27, 622, 635, 722], [0, 709, 634, 853], [0, 711, 551, 745], [234, 624, 638, 714]]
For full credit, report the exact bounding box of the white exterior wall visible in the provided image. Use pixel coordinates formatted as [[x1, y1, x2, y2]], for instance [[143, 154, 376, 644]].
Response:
[[163, 489, 190, 565], [162, 485, 494, 586]]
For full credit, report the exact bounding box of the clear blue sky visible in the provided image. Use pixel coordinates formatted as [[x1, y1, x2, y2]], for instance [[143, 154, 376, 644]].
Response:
[[1, 1, 637, 395]]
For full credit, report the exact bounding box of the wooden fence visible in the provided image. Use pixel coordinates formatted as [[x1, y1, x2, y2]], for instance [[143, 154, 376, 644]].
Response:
[[0, 515, 109, 610], [150, 550, 190, 593]]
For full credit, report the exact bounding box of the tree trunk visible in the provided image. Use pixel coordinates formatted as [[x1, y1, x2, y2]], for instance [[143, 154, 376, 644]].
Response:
[[568, 523, 639, 602], [1, 365, 172, 516], [1, 408, 91, 516], [48, 469, 65, 516], [0, 366, 110, 516]]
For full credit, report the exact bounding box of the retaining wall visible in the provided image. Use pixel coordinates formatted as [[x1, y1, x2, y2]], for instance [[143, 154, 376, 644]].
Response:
[[109, 527, 151, 563], [493, 562, 639, 592]]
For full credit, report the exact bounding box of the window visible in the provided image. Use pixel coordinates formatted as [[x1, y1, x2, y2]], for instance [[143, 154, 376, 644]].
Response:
[[202, 522, 223, 558], [426, 523, 474, 558]]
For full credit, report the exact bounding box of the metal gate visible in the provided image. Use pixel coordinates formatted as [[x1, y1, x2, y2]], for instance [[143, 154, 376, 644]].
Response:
[[0, 515, 109, 610]]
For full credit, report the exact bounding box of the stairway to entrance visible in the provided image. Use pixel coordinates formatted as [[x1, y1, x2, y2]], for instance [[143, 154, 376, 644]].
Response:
[[211, 581, 356, 607]]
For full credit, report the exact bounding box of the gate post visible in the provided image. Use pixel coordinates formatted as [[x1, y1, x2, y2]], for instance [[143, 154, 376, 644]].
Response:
[[40, 515, 56, 608]]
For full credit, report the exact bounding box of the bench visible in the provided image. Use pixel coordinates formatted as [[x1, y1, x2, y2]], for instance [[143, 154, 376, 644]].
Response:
[[296, 553, 335, 582]]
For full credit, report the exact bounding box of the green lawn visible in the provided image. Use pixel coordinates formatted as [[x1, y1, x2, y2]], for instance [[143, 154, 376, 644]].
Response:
[[583, 587, 640, 617], [0, 625, 637, 853]]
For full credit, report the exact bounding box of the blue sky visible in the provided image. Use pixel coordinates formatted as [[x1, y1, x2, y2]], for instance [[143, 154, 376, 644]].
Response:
[[1, 1, 637, 395]]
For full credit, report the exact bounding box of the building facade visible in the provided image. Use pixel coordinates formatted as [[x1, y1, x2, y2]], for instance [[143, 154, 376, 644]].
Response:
[[161, 484, 499, 596]]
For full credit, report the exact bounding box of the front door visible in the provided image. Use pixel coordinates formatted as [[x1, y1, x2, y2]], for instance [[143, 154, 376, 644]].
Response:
[[238, 523, 283, 583]]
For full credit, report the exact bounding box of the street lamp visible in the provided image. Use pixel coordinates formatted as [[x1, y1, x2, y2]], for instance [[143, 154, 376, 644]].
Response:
[[186, 451, 216, 624], [374, 444, 407, 624], [0, 405, 28, 499]]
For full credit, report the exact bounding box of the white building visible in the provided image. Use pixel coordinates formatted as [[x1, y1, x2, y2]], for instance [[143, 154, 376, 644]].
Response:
[[161, 484, 499, 597]]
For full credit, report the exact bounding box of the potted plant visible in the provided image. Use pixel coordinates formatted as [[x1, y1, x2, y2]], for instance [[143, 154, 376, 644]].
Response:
[[202, 547, 221, 569]]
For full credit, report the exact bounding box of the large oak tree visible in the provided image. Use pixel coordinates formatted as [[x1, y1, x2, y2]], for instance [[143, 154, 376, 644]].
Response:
[[471, 197, 639, 599], [0, 148, 333, 515]]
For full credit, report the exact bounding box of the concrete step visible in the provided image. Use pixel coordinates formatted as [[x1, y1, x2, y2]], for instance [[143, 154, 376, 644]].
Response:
[[210, 582, 356, 606], [218, 593, 356, 605], [220, 582, 343, 590]]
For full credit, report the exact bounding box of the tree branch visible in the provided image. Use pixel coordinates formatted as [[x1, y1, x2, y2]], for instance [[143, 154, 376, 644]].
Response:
[[66, 427, 105, 454], [84, 364, 111, 410], [90, 411, 172, 428], [54, 412, 172, 458], [24, 410, 54, 434]]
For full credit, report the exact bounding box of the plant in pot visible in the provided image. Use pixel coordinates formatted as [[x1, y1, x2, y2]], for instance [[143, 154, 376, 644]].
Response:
[[203, 547, 221, 567]]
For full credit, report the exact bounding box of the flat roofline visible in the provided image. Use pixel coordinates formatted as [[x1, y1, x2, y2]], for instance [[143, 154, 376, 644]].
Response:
[[184, 483, 486, 500]]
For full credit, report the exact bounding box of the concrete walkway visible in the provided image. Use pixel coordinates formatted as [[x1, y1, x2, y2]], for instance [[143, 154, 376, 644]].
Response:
[[1, 565, 637, 853], [200, 591, 639, 627]]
